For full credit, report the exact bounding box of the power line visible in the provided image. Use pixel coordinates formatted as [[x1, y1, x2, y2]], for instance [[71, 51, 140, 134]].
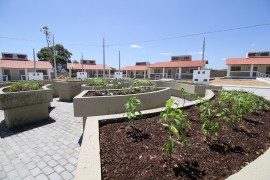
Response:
[[0, 23, 270, 48], [107, 23, 270, 47]]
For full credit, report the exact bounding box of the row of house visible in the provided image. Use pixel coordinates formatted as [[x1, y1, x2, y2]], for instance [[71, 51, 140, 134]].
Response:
[[1, 51, 270, 81]]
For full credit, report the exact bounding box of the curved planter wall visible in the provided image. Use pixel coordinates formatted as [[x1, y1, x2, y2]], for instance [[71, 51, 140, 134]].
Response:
[[54, 81, 85, 102], [155, 81, 222, 97], [0, 84, 53, 128], [73, 87, 171, 117]]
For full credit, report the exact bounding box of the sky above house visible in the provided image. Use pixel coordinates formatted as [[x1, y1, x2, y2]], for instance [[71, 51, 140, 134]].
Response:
[[0, 0, 270, 70]]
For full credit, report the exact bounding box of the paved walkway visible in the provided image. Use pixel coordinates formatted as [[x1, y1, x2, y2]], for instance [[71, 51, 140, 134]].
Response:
[[0, 98, 83, 180]]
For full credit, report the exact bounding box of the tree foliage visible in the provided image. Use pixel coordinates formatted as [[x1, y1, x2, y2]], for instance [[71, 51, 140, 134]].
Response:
[[37, 44, 72, 72]]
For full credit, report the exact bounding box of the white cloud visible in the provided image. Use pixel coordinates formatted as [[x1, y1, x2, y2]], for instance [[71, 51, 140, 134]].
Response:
[[160, 52, 172, 55], [188, 51, 203, 55], [130, 44, 143, 49]]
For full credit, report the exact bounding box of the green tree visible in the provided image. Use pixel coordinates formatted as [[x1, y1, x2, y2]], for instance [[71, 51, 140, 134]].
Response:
[[37, 44, 72, 72], [110, 67, 117, 74], [73, 60, 79, 64]]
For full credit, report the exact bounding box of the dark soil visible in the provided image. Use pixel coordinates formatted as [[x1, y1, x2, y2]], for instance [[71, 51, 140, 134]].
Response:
[[84, 87, 160, 96], [100, 97, 270, 179]]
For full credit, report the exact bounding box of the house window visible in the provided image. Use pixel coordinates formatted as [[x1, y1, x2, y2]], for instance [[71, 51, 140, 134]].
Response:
[[154, 69, 161, 73], [189, 68, 197, 73], [253, 66, 258, 71], [266, 67, 270, 75], [231, 66, 241, 71]]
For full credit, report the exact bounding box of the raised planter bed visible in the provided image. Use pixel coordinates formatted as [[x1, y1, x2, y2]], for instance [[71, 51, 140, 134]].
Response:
[[73, 87, 171, 127], [75, 89, 270, 179], [155, 81, 222, 97], [75, 90, 215, 180], [54, 81, 85, 101], [0, 84, 53, 128]]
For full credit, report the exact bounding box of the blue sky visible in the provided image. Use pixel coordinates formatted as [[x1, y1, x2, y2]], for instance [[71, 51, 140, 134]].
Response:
[[0, 0, 270, 69]]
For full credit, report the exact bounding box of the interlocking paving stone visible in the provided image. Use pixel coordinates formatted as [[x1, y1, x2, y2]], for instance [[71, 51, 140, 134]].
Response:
[[48, 172, 62, 180], [42, 166, 53, 176], [0, 98, 83, 179], [60, 171, 73, 180], [30, 167, 42, 177], [35, 174, 49, 180]]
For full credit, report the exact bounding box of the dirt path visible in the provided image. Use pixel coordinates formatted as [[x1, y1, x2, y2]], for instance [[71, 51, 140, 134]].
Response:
[[210, 78, 270, 87]]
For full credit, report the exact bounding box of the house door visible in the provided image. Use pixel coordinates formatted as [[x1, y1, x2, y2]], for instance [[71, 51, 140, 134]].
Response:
[[167, 69, 172, 78], [266, 67, 270, 75], [3, 69, 10, 81], [19, 69, 26, 80]]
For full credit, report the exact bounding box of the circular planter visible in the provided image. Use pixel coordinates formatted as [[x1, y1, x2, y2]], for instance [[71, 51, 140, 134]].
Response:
[[0, 84, 53, 128]]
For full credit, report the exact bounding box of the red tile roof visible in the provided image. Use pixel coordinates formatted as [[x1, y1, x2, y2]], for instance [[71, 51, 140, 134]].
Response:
[[67, 63, 111, 70], [226, 58, 270, 65], [148, 60, 208, 68], [121, 66, 148, 71], [0, 60, 52, 69]]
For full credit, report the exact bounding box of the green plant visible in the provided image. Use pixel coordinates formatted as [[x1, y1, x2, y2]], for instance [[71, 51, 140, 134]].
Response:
[[160, 99, 190, 157], [10, 81, 43, 92], [124, 97, 142, 134], [199, 90, 269, 141], [113, 81, 122, 89]]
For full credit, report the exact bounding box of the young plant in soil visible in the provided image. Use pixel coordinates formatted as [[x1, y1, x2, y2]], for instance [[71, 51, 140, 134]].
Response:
[[199, 90, 269, 143], [124, 96, 142, 137], [180, 88, 197, 107], [160, 99, 191, 157]]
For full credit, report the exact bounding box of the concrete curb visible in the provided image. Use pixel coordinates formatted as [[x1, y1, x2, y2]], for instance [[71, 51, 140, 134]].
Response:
[[75, 90, 215, 180], [211, 84, 270, 89]]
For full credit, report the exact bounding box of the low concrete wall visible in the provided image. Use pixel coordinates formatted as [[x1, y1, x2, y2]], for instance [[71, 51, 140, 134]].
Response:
[[54, 81, 85, 102], [73, 87, 171, 117], [75, 89, 215, 180], [155, 81, 222, 96], [0, 84, 53, 128]]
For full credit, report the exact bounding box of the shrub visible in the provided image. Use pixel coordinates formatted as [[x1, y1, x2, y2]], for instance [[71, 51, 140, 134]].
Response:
[[10, 81, 43, 92]]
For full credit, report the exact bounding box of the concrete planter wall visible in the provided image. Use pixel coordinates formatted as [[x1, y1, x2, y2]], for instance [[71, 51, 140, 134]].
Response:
[[54, 81, 85, 102], [81, 84, 114, 91], [0, 84, 53, 128], [73, 87, 171, 118], [155, 81, 222, 97]]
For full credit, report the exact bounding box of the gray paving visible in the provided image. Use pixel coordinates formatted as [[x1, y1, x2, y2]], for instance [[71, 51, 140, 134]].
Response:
[[0, 98, 83, 180]]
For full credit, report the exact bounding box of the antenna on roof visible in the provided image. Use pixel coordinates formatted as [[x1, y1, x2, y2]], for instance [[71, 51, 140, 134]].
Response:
[[201, 37, 206, 70]]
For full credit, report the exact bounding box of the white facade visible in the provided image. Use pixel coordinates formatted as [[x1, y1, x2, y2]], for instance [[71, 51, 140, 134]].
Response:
[[192, 70, 210, 84], [28, 72, 44, 80], [77, 72, 88, 79], [114, 71, 123, 79]]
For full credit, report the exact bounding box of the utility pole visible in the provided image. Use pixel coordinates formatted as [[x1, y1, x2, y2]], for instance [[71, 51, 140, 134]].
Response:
[[81, 53, 84, 72], [52, 34, 57, 79], [202, 37, 205, 70], [103, 38, 105, 78], [40, 26, 52, 64], [119, 51, 121, 71], [33, 48, 36, 73]]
